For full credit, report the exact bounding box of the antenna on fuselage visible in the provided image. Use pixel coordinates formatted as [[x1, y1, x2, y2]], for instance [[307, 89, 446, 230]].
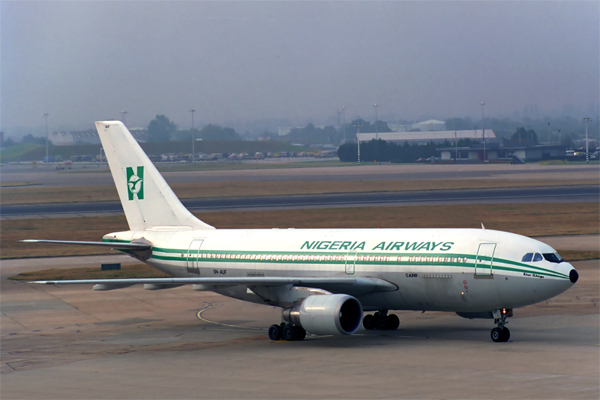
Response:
[[481, 223, 486, 230]]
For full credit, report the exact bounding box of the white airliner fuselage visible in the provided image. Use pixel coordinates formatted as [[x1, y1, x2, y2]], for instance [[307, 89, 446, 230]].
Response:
[[26, 121, 578, 343]]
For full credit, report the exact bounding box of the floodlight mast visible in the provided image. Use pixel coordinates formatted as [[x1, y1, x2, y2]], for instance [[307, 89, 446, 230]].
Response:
[[481, 102, 486, 163], [354, 123, 363, 165], [42, 113, 49, 166], [190, 109, 196, 163], [582, 118, 592, 163]]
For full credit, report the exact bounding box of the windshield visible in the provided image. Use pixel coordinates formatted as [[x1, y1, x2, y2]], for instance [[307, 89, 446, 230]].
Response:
[[543, 252, 564, 263]]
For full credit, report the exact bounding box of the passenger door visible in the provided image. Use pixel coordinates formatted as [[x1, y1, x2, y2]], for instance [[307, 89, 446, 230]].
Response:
[[186, 239, 204, 276], [475, 243, 496, 276], [345, 251, 357, 275]]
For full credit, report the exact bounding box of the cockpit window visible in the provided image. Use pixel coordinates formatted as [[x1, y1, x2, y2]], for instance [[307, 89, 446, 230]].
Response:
[[543, 253, 564, 263], [522, 253, 533, 262], [533, 253, 543, 262]]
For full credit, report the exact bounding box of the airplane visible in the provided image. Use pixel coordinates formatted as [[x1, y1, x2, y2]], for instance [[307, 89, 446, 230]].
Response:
[[24, 121, 579, 343]]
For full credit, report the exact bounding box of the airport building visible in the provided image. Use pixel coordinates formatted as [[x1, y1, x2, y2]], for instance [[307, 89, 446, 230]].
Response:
[[437, 141, 566, 163], [357, 129, 496, 144]]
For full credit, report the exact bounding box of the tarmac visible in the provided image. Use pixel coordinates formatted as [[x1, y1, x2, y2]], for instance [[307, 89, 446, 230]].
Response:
[[1, 235, 598, 399]]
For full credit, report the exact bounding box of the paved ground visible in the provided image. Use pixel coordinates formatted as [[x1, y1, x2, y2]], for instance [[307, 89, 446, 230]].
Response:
[[3, 185, 598, 220], [1, 235, 598, 399], [2, 162, 599, 186]]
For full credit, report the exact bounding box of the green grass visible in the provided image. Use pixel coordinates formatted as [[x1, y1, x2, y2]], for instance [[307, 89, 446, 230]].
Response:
[[0, 143, 43, 163]]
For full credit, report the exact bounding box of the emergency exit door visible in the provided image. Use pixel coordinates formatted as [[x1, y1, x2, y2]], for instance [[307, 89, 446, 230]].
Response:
[[186, 239, 204, 276], [345, 251, 357, 275]]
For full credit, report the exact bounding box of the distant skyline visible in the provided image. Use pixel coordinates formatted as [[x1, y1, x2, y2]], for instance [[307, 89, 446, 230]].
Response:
[[2, 1, 598, 137]]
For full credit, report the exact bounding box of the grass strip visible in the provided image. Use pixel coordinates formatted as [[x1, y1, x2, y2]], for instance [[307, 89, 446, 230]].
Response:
[[2, 203, 598, 259], [1, 179, 597, 205]]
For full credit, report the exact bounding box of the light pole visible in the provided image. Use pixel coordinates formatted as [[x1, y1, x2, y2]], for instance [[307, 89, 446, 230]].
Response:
[[354, 123, 363, 165], [481, 102, 486, 163], [190, 109, 196, 163], [42, 113, 49, 165], [342, 106, 346, 144], [374, 103, 379, 140], [120, 110, 128, 125], [583, 118, 592, 163]]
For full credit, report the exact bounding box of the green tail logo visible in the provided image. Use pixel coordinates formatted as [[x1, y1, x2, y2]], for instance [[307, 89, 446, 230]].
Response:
[[126, 166, 144, 200]]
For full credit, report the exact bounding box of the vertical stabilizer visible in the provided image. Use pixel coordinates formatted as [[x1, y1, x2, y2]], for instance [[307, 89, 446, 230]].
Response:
[[95, 121, 214, 231]]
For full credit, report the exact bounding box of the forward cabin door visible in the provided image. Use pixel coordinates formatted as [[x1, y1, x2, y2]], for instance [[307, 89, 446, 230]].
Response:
[[186, 239, 204, 276], [475, 243, 496, 276]]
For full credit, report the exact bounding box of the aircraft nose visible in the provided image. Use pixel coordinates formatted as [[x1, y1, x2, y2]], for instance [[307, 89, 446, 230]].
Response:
[[569, 269, 579, 284]]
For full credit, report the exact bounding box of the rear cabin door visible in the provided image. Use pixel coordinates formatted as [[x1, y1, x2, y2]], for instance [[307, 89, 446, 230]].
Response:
[[186, 239, 204, 276], [475, 243, 496, 276]]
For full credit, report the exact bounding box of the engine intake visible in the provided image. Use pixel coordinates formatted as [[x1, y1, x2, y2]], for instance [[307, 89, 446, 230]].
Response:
[[283, 294, 363, 336]]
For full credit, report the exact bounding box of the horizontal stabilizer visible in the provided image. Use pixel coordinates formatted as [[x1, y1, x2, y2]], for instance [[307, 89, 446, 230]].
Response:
[[21, 239, 151, 251]]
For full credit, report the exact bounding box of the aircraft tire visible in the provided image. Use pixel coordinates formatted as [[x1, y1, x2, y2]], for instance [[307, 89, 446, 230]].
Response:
[[376, 315, 388, 330], [293, 326, 307, 341], [491, 327, 505, 342], [501, 327, 510, 342], [268, 324, 282, 341], [282, 324, 296, 341], [363, 314, 376, 330], [386, 314, 400, 330]]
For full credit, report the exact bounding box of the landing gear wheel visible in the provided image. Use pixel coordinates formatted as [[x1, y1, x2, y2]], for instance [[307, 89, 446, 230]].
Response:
[[268, 324, 282, 341], [282, 324, 296, 341], [293, 326, 306, 341], [500, 327, 510, 342], [491, 327, 510, 342], [376, 315, 388, 330], [386, 314, 400, 330], [363, 314, 376, 330]]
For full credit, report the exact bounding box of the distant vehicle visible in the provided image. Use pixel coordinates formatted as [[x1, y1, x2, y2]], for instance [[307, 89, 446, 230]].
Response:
[[254, 152, 265, 159]]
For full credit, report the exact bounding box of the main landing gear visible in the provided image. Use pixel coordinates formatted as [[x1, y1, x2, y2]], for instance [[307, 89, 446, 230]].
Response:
[[362, 310, 400, 331], [490, 309, 510, 342], [268, 323, 306, 341]]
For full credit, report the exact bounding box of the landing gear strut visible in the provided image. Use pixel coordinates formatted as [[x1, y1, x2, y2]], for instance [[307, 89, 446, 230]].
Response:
[[268, 323, 306, 341], [363, 310, 400, 331], [490, 309, 510, 342]]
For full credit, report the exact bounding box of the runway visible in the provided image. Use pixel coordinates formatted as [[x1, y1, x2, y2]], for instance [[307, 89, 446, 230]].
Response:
[[1, 235, 598, 399], [2, 185, 598, 219]]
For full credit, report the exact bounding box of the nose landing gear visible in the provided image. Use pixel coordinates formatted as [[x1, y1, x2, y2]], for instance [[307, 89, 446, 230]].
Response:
[[363, 310, 400, 331], [490, 309, 511, 342]]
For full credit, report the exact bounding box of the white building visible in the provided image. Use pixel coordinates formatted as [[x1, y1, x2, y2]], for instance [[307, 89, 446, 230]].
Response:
[[357, 129, 496, 143]]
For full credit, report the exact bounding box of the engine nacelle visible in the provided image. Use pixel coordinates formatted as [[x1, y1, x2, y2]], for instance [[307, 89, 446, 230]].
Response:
[[283, 294, 363, 336]]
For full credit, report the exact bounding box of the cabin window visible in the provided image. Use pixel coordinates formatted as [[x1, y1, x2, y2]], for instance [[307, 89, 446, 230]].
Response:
[[533, 253, 543, 262], [522, 253, 533, 262], [543, 253, 563, 263]]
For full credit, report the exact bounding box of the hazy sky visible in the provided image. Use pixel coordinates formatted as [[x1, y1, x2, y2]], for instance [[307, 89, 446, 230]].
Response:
[[2, 1, 598, 135]]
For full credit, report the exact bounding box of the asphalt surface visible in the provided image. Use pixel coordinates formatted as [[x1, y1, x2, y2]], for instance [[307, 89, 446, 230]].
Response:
[[2, 163, 599, 186], [2, 185, 598, 219]]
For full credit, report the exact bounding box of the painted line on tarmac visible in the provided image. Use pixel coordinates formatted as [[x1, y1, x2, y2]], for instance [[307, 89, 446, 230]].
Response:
[[196, 303, 265, 331]]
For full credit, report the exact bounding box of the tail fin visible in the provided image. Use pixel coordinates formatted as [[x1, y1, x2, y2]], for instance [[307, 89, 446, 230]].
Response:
[[95, 121, 214, 231]]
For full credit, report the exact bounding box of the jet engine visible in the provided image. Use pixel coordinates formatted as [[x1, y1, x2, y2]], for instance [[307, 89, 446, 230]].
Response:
[[282, 294, 363, 335]]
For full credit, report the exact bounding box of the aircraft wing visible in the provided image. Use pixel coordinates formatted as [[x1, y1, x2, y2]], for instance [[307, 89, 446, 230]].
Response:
[[30, 276, 398, 296], [21, 240, 151, 251]]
